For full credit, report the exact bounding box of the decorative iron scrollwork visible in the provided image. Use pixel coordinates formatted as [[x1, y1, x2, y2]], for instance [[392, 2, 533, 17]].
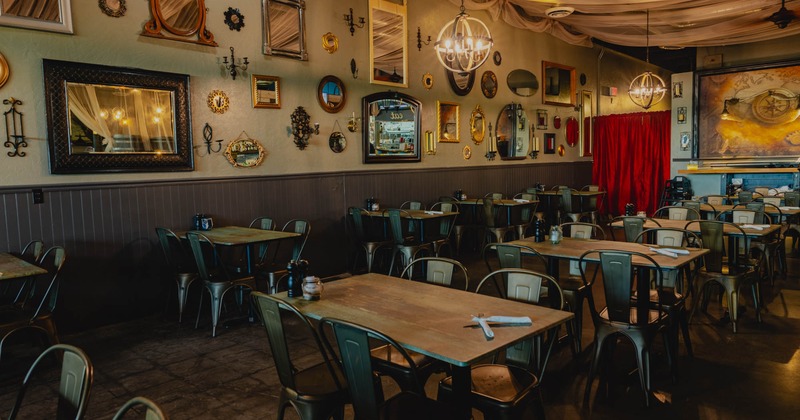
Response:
[[290, 106, 318, 150], [3, 98, 26, 157]]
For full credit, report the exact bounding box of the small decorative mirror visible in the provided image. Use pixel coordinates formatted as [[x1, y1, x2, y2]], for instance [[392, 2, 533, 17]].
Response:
[[470, 105, 485, 144], [542, 61, 576, 107], [481, 71, 497, 98], [317, 75, 346, 113], [224, 132, 265, 167], [362, 91, 421, 163], [495, 103, 529, 160], [447, 70, 475, 96], [141, 0, 216, 46], [263, 0, 308, 60], [322, 32, 338, 53], [329, 132, 346, 153], [99, 0, 127, 18], [580, 90, 594, 156], [507, 69, 539, 97]]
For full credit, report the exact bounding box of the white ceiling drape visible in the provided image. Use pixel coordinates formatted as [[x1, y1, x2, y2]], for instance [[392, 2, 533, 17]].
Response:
[[450, 0, 800, 48]]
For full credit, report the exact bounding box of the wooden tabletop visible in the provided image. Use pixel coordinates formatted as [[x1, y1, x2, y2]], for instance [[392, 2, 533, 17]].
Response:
[[456, 199, 539, 207], [0, 252, 48, 281], [699, 203, 800, 217], [177, 226, 300, 246], [610, 218, 782, 238], [275, 273, 573, 367], [366, 209, 459, 219], [509, 237, 708, 270], [537, 190, 606, 196]]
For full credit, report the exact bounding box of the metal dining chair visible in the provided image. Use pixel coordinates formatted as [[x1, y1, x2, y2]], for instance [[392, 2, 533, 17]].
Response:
[[427, 201, 460, 257], [400, 256, 469, 291], [112, 396, 168, 420], [255, 219, 311, 294], [609, 215, 662, 242], [1, 240, 45, 306], [155, 227, 198, 323], [348, 207, 392, 273], [386, 209, 433, 276]]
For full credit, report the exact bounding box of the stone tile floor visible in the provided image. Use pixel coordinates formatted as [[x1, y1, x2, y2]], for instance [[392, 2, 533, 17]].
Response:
[[2, 247, 800, 419]]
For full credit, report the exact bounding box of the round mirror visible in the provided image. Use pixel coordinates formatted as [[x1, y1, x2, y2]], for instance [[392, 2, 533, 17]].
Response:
[[99, 0, 127, 17], [317, 75, 346, 113], [158, 0, 201, 35], [507, 69, 539, 97], [470, 105, 486, 144]]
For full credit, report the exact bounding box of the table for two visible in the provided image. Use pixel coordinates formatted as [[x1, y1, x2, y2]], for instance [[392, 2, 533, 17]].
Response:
[[276, 273, 573, 420], [365, 209, 459, 243], [456, 198, 539, 228], [0, 253, 47, 281]]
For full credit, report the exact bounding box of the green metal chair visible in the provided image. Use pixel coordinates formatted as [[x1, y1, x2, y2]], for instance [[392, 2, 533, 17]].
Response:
[[320, 318, 453, 420], [653, 205, 701, 221], [400, 256, 469, 291], [8, 344, 93, 420], [255, 219, 311, 294], [427, 202, 460, 257], [252, 292, 348, 420], [386, 209, 433, 276], [349, 207, 392, 273], [112, 396, 167, 420], [609, 215, 662, 242], [155, 228, 198, 323], [579, 249, 671, 407], [511, 193, 538, 239], [481, 197, 515, 245], [1, 240, 46, 306]]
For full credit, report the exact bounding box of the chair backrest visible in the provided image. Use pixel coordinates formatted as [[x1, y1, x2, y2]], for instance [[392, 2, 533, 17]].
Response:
[[482, 197, 500, 228], [702, 194, 727, 206], [634, 228, 702, 291], [762, 196, 781, 206], [729, 209, 756, 224], [400, 201, 423, 210], [784, 191, 800, 207], [400, 257, 469, 290], [762, 202, 782, 223], [252, 292, 343, 395], [186, 232, 226, 283], [685, 220, 748, 273], [559, 188, 579, 213], [18, 240, 45, 264], [155, 228, 195, 275], [609, 216, 661, 242], [349, 207, 370, 242], [9, 344, 93, 420], [753, 186, 772, 197], [485, 192, 505, 199], [560, 222, 606, 240], [322, 318, 419, 420], [581, 185, 601, 211], [249, 216, 275, 231], [387, 208, 412, 244], [429, 201, 459, 237], [654, 205, 700, 221], [26, 246, 67, 319], [579, 250, 663, 326], [281, 219, 311, 261], [112, 397, 167, 420], [738, 190, 754, 204], [680, 200, 701, 219]]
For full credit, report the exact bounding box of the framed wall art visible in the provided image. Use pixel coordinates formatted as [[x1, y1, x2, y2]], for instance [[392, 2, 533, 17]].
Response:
[[0, 0, 73, 34], [437, 101, 460, 143], [369, 0, 407, 88], [695, 59, 800, 160], [544, 133, 556, 154], [252, 75, 280, 108]]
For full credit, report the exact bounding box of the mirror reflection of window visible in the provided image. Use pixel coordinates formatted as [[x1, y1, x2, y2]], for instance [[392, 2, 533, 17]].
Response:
[[322, 82, 342, 108], [160, 0, 200, 32], [2, 0, 60, 22]]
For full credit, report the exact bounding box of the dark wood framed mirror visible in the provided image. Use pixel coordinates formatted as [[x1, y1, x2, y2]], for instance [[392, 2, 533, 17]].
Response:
[[363, 91, 421, 163], [43, 59, 193, 174], [141, 0, 216, 46], [542, 61, 576, 107], [447, 70, 475, 96], [317, 75, 346, 113], [507, 69, 538, 97], [495, 103, 529, 160], [263, 0, 307, 60]]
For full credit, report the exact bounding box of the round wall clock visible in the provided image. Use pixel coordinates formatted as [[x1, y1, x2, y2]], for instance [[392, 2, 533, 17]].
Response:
[[463, 145, 472, 159], [422, 72, 434, 90], [481, 71, 497, 98], [207, 90, 230, 114]]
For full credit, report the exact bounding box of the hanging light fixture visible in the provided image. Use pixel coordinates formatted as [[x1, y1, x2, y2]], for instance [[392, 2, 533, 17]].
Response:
[[628, 10, 666, 110], [434, 0, 493, 73]]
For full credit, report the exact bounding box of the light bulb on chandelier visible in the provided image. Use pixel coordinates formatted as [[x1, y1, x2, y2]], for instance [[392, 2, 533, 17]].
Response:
[[628, 10, 666, 109], [434, 0, 493, 73]]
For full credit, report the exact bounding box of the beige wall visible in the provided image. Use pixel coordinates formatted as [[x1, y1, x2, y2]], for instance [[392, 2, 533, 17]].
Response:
[[0, 0, 657, 188]]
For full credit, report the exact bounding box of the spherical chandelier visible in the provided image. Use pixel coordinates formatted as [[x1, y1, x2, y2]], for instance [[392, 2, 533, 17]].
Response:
[[434, 1, 493, 74], [628, 10, 666, 110]]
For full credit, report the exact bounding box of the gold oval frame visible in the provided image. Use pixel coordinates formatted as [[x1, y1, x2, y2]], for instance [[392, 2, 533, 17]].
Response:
[[463, 145, 472, 159], [0, 52, 9, 88], [322, 32, 339, 54], [470, 105, 486, 145], [422, 72, 433, 90], [224, 135, 265, 168]]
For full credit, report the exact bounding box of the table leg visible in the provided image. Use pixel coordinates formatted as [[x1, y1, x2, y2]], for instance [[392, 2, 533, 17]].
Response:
[[450, 365, 472, 420]]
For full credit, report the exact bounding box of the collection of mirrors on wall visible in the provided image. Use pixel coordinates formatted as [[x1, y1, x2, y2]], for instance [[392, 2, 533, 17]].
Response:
[[495, 103, 530, 159], [141, 0, 216, 46], [369, 0, 407, 88], [362, 91, 421, 163], [43, 59, 193, 174], [263, 0, 308, 60]]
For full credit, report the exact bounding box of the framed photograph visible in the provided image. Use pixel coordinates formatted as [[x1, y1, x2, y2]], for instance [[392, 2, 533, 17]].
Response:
[[695, 59, 800, 160], [369, 0, 407, 88], [437, 101, 460, 143], [252, 75, 280, 109], [673, 81, 683, 98], [544, 133, 556, 154], [0, 0, 73, 34], [536, 109, 548, 130], [542, 61, 576, 107], [263, 0, 307, 60], [677, 106, 687, 124]]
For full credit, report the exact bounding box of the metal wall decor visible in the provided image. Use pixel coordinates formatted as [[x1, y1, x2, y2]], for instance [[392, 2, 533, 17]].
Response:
[[221, 47, 248, 80], [3, 98, 26, 157], [207, 90, 230, 114], [142, 0, 216, 46], [344, 7, 365, 36], [416, 27, 431, 51], [196, 123, 223, 156], [99, 0, 127, 18], [224, 7, 245, 31], [290, 106, 318, 150], [322, 32, 339, 53], [225, 131, 265, 167]]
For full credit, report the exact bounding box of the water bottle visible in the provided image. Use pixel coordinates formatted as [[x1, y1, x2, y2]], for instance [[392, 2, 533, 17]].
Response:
[[625, 203, 636, 216], [533, 218, 545, 242], [193, 213, 203, 230]]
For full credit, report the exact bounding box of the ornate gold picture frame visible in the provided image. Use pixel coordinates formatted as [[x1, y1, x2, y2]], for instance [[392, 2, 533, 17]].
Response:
[[437, 101, 460, 143]]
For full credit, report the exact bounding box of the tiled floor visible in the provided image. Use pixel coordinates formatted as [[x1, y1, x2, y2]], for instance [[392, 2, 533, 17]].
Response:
[[2, 244, 800, 419]]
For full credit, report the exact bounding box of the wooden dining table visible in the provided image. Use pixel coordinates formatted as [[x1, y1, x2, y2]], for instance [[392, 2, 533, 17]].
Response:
[[176, 226, 301, 273], [457, 198, 539, 226], [0, 252, 47, 281], [366, 209, 459, 242], [274, 273, 573, 420]]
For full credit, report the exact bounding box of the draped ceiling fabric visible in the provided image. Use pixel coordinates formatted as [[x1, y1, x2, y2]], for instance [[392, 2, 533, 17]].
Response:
[[452, 0, 800, 49]]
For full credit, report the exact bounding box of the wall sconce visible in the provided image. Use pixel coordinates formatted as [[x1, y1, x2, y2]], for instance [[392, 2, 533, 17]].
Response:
[[3, 98, 27, 157], [222, 46, 248, 80], [350, 58, 359, 79], [485, 122, 496, 160], [417, 27, 431, 51], [196, 123, 223, 156], [529, 128, 539, 159], [424, 130, 436, 155], [344, 8, 365, 36], [347, 112, 360, 132], [291, 106, 319, 150]]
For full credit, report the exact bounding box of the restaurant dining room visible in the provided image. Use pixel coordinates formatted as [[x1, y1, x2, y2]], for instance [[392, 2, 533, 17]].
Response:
[[3, 0, 800, 418]]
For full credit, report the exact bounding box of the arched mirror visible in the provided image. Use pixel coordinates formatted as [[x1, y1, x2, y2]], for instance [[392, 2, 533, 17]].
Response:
[[447, 70, 476, 96], [362, 91, 421, 163], [318, 75, 346, 113], [495, 103, 529, 160], [141, 0, 216, 46], [470, 105, 486, 144], [507, 69, 539, 97]]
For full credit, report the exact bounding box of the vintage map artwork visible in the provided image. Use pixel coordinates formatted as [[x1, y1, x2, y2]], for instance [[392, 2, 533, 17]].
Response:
[[697, 61, 800, 159]]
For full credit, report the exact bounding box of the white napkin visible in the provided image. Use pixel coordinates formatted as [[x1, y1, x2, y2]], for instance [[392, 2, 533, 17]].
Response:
[[655, 247, 690, 255], [424, 210, 443, 215], [650, 247, 678, 258], [513, 199, 530, 203], [780, 206, 800, 211], [471, 316, 494, 338], [484, 315, 532, 324], [741, 224, 768, 230]]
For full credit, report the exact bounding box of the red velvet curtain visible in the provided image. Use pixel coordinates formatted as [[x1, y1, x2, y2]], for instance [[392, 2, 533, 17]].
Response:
[[592, 111, 671, 216]]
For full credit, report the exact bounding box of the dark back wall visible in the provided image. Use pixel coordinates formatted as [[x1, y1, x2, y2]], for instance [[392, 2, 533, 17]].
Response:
[[0, 162, 592, 333]]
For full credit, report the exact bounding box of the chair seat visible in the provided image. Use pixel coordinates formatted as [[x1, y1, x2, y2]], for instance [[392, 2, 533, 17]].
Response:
[[293, 360, 347, 396], [382, 390, 455, 420], [599, 307, 669, 324], [371, 344, 445, 392], [439, 364, 539, 407]]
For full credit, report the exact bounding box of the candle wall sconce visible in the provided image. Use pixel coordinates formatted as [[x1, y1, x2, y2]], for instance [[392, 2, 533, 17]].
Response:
[[485, 122, 496, 160], [424, 130, 436, 155], [529, 127, 540, 159], [347, 112, 360, 132], [195, 123, 223, 156], [344, 8, 365, 36], [291, 106, 318, 150], [3, 98, 26, 157], [222, 46, 248, 80], [416, 27, 431, 51]]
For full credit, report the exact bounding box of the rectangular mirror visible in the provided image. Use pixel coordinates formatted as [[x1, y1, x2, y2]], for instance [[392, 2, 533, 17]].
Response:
[[263, 0, 307, 60], [252, 74, 281, 108], [0, 0, 72, 34], [580, 90, 594, 157], [369, 0, 407, 88], [542, 61, 576, 107], [437, 101, 460, 143], [363, 91, 421, 163], [44, 59, 193, 174]]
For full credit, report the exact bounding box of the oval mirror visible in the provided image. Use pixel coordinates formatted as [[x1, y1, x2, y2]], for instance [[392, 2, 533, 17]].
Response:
[[160, 0, 201, 34], [495, 103, 529, 159], [224, 134, 265, 168], [507, 69, 539, 97], [470, 105, 485, 144], [329, 132, 347, 153], [446, 70, 475, 96], [318, 75, 346, 113], [566, 116, 579, 147]]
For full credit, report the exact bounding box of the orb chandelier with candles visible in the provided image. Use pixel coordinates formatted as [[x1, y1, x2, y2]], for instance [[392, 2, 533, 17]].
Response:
[[628, 10, 666, 110], [434, 0, 493, 73]]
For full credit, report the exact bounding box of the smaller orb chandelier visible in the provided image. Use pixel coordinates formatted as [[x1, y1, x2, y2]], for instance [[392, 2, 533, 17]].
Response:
[[434, 0, 493, 73], [628, 10, 666, 110]]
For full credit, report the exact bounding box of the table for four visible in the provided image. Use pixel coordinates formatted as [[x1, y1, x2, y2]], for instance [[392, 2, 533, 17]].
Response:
[[0, 253, 47, 281]]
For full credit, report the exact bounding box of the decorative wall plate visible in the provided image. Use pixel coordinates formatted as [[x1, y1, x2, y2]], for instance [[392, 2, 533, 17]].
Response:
[[0, 52, 9, 88], [322, 32, 339, 53], [224, 7, 245, 31], [463, 145, 472, 159], [422, 72, 433, 90], [207, 90, 229, 114], [481, 71, 497, 98], [99, 0, 126, 18]]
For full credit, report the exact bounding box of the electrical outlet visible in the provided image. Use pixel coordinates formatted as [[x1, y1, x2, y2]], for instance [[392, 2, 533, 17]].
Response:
[[32, 189, 44, 204]]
